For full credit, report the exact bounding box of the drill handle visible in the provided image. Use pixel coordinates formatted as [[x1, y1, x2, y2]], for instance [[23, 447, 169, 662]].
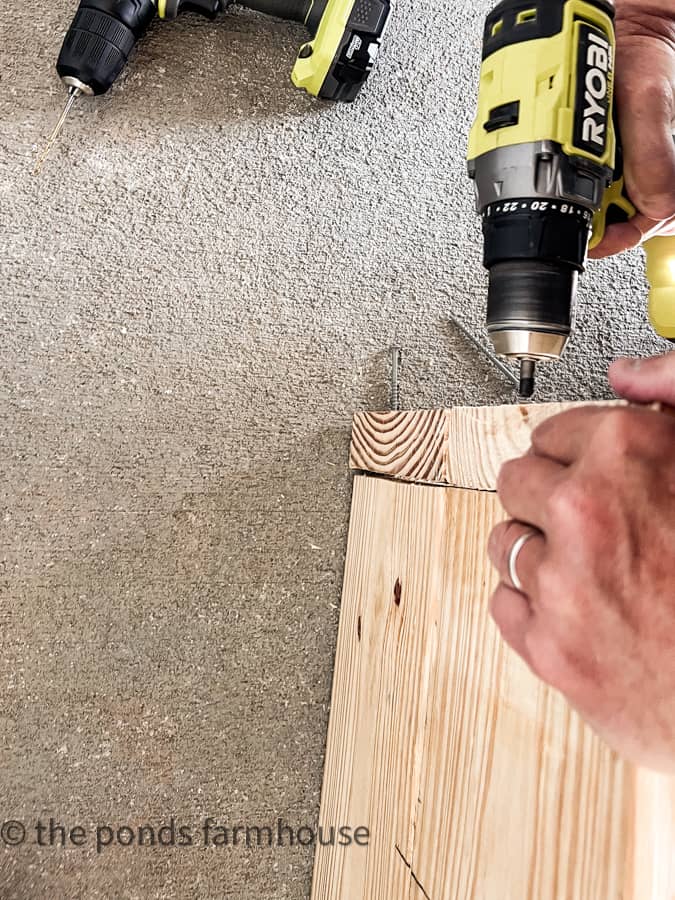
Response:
[[645, 236, 675, 341], [589, 176, 636, 251], [592, 184, 675, 340]]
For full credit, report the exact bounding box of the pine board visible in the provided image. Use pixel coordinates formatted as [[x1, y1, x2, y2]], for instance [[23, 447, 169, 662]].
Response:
[[350, 404, 599, 490], [311, 469, 674, 899]]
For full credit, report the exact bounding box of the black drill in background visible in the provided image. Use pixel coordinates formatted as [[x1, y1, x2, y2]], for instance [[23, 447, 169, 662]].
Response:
[[34, 0, 389, 171], [56, 0, 389, 100]]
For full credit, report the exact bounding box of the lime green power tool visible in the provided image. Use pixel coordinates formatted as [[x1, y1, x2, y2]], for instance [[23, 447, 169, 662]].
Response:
[[467, 0, 675, 397], [40, 0, 390, 164], [57, 0, 390, 101]]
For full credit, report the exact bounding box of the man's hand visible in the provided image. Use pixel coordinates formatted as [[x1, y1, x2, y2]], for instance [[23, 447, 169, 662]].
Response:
[[487, 352, 675, 771], [590, 0, 675, 258]]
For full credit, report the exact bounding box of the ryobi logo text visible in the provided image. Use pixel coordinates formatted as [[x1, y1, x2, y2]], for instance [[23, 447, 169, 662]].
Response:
[[582, 32, 611, 146], [574, 24, 613, 156]]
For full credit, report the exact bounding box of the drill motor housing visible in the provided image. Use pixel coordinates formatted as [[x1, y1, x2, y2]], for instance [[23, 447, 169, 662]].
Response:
[[467, 0, 618, 380]]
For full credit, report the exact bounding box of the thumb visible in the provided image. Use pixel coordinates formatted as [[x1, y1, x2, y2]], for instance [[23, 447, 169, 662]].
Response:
[[589, 213, 675, 259], [609, 352, 675, 405]]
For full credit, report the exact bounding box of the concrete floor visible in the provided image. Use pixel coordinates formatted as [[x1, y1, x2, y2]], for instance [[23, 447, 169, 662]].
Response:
[[0, 1, 667, 897]]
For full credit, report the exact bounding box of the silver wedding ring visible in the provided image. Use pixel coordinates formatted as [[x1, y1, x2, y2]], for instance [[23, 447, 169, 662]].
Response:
[[508, 529, 539, 593]]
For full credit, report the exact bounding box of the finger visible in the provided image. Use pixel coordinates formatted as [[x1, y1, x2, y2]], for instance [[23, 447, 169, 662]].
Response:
[[489, 583, 535, 667], [496, 456, 567, 530], [609, 352, 675, 407], [589, 212, 675, 259], [488, 520, 546, 598], [588, 215, 654, 259], [615, 38, 675, 221], [529, 406, 608, 465]]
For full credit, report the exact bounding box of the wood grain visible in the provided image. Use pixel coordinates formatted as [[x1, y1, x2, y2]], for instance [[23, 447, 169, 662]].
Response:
[[351, 409, 449, 484], [311, 474, 675, 900], [351, 403, 598, 490], [628, 769, 675, 899]]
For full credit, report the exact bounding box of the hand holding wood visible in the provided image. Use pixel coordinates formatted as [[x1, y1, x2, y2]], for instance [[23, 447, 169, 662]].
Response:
[[488, 351, 675, 772]]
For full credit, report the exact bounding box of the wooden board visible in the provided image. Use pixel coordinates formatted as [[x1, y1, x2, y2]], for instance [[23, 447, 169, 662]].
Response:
[[313, 405, 675, 900], [350, 403, 600, 490]]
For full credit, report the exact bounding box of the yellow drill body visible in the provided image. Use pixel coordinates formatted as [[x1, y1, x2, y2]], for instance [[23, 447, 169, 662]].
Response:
[[645, 237, 675, 339], [467, 0, 617, 170], [468, 0, 675, 394]]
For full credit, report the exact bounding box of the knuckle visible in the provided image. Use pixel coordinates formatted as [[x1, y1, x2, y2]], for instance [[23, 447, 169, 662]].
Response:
[[497, 458, 520, 494], [595, 409, 638, 456], [637, 189, 675, 222], [546, 480, 590, 525], [530, 409, 581, 455], [528, 635, 582, 696], [488, 586, 507, 625], [497, 459, 530, 504], [643, 76, 672, 108], [533, 560, 557, 598], [546, 485, 608, 550], [623, 72, 672, 108], [530, 418, 555, 451]]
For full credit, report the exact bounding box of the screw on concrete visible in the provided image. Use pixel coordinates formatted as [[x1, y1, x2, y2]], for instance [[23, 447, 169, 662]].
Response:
[[448, 315, 519, 391], [390, 347, 402, 411]]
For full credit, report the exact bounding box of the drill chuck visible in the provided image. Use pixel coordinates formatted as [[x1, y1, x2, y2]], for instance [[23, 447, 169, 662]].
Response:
[[486, 261, 577, 357], [480, 183, 595, 363], [57, 0, 157, 95]]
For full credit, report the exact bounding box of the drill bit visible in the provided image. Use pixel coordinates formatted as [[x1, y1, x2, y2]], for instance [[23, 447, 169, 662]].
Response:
[[33, 86, 82, 175], [518, 360, 536, 399], [449, 315, 520, 391]]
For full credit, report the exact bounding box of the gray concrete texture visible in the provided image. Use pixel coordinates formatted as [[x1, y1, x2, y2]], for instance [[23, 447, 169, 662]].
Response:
[[0, 0, 668, 897]]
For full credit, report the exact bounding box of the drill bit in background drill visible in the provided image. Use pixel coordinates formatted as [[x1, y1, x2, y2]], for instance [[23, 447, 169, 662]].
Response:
[[34, 87, 82, 175], [449, 315, 521, 393], [35, 0, 158, 172], [34, 0, 391, 170]]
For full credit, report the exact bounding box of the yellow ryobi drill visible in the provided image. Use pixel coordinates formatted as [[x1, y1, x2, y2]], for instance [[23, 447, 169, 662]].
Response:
[[467, 0, 675, 397], [37, 0, 390, 166]]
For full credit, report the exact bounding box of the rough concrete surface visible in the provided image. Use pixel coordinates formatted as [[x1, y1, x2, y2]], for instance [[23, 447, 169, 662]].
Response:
[[0, 1, 668, 897]]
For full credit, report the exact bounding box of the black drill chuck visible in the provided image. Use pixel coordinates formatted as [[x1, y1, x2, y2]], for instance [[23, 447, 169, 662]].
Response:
[[57, 0, 157, 95], [481, 201, 591, 366]]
